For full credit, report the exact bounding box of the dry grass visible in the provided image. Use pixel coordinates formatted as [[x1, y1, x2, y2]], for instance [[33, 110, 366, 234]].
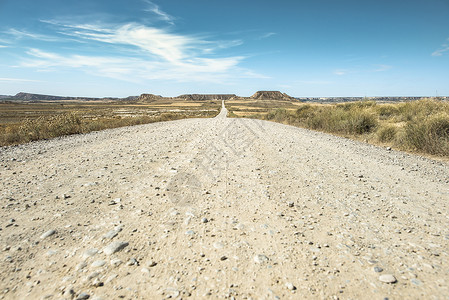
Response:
[[0, 100, 220, 146], [230, 99, 449, 158]]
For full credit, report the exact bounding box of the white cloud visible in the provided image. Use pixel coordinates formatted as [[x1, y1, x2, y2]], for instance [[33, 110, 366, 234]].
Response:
[[296, 80, 333, 85], [4, 28, 58, 42], [333, 65, 390, 76], [259, 32, 276, 39], [0, 77, 42, 82], [432, 39, 449, 56], [142, 0, 175, 25], [21, 48, 252, 83], [0, 45, 8, 48], [16, 19, 262, 83], [333, 69, 348, 76], [54, 22, 242, 63]]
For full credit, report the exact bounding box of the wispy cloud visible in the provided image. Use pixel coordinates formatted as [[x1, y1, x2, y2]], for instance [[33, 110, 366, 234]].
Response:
[[22, 47, 251, 82], [432, 38, 449, 56], [0, 77, 42, 82], [334, 64, 391, 76], [4, 28, 58, 42], [13, 2, 265, 84], [0, 45, 8, 48], [333, 69, 349, 76], [374, 64, 392, 72], [296, 80, 334, 85], [49, 21, 245, 62], [258, 32, 276, 40], [21, 43, 252, 83], [142, 0, 175, 25]]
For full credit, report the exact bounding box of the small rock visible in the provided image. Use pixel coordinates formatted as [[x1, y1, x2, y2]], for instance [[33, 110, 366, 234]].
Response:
[[87, 272, 100, 281], [127, 258, 138, 266], [185, 230, 195, 235], [147, 260, 157, 267], [103, 241, 129, 255], [165, 288, 180, 298], [64, 289, 75, 298], [110, 259, 122, 267], [220, 256, 228, 261], [374, 266, 383, 273], [91, 260, 106, 268], [379, 274, 397, 284], [91, 278, 104, 287], [83, 248, 99, 259], [253, 254, 269, 264], [76, 292, 90, 300], [102, 226, 122, 240], [213, 242, 224, 249], [285, 282, 296, 290], [141, 267, 150, 274], [201, 217, 209, 223], [76, 262, 87, 271], [40, 229, 56, 239], [105, 274, 118, 284], [287, 202, 294, 208]]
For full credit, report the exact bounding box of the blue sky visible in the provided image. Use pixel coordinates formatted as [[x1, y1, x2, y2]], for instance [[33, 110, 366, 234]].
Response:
[[0, 0, 448, 97]]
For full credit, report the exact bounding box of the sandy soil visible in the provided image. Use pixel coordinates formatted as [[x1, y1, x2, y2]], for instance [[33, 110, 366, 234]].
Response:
[[1, 102, 448, 299]]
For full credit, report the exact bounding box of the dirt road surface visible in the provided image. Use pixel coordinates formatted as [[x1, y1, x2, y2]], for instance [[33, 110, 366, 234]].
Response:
[[1, 102, 448, 299]]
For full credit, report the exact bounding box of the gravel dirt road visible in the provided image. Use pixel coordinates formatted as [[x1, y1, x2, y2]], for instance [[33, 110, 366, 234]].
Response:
[[1, 102, 448, 299]]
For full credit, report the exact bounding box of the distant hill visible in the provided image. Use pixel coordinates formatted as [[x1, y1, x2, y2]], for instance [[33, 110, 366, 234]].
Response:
[[5, 92, 138, 102], [136, 94, 164, 102], [177, 94, 236, 101], [4, 91, 442, 104], [137, 93, 237, 102], [250, 91, 295, 100]]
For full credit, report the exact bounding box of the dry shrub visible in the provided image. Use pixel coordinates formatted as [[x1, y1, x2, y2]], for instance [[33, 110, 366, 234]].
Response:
[[291, 103, 378, 135], [377, 124, 397, 142], [402, 114, 449, 156], [396, 99, 448, 122], [17, 113, 82, 142], [376, 105, 399, 120]]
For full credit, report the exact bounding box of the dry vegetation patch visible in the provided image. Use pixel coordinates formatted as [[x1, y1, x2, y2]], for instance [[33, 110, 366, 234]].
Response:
[[0, 100, 220, 146], [230, 99, 449, 158]]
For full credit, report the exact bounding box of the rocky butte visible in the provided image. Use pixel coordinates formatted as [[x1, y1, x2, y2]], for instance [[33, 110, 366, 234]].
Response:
[[249, 91, 295, 100], [177, 94, 236, 101]]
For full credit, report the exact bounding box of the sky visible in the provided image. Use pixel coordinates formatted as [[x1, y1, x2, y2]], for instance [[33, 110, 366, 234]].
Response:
[[0, 0, 448, 97]]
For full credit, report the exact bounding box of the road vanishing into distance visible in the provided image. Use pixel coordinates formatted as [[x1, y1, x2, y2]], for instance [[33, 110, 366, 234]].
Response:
[[1, 103, 448, 299]]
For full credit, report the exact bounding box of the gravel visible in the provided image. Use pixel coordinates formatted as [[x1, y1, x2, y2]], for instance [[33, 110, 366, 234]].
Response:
[[1, 101, 448, 299]]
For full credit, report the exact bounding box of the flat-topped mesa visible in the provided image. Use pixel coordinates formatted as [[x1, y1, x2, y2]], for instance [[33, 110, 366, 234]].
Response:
[[137, 94, 164, 102], [177, 94, 236, 101], [13, 92, 99, 101], [251, 91, 295, 100], [8, 92, 138, 102]]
